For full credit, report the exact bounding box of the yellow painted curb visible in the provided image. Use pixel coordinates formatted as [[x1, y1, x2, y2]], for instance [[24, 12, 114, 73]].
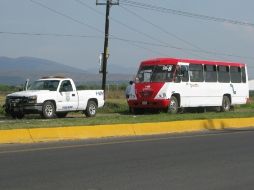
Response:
[[0, 117, 254, 144]]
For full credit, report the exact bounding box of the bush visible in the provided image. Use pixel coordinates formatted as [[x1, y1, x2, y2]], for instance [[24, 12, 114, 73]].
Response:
[[0, 84, 19, 92], [0, 106, 5, 115]]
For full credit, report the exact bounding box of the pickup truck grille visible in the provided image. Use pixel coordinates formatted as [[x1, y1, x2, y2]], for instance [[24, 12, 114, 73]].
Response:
[[6, 96, 28, 104]]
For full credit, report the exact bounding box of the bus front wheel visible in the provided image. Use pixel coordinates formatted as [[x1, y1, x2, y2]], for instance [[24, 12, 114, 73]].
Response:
[[168, 96, 178, 114]]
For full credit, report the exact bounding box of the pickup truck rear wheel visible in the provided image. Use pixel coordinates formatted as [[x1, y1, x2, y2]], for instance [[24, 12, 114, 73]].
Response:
[[42, 101, 56, 119], [84, 100, 97, 117]]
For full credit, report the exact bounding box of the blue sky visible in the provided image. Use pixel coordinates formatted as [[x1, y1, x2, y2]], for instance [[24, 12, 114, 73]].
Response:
[[1, 0, 254, 77]]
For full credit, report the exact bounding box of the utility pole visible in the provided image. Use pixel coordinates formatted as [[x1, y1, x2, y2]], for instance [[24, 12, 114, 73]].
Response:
[[96, 0, 119, 98]]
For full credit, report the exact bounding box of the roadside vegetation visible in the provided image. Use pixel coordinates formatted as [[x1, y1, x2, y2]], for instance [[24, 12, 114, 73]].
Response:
[[0, 84, 254, 130]]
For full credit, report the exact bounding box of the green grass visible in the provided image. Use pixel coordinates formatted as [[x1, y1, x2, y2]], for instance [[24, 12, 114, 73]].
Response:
[[1, 91, 254, 130], [0, 107, 254, 130], [99, 99, 128, 114]]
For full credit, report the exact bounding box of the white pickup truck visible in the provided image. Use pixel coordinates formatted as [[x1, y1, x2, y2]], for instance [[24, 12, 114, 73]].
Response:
[[4, 77, 104, 119]]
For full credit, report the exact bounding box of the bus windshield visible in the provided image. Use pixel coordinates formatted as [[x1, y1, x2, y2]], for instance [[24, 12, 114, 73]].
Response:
[[136, 65, 176, 82], [28, 80, 60, 91]]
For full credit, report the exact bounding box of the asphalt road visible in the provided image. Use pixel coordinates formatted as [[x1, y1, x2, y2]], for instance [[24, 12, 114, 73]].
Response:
[[0, 130, 254, 190]]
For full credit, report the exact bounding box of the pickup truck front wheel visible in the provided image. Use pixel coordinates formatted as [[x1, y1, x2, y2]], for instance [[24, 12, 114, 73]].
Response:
[[84, 100, 97, 117], [42, 101, 56, 119]]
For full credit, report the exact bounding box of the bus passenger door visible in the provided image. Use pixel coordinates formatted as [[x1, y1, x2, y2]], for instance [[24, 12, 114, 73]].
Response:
[[175, 64, 191, 107], [186, 64, 206, 107]]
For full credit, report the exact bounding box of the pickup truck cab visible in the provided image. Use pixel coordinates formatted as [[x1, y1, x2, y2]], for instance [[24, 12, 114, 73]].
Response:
[[4, 77, 104, 119]]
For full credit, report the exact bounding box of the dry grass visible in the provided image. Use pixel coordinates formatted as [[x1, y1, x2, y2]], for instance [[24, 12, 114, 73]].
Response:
[[106, 89, 125, 99]]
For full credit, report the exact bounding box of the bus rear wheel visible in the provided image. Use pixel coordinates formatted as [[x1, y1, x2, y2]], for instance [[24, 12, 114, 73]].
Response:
[[220, 96, 231, 112]]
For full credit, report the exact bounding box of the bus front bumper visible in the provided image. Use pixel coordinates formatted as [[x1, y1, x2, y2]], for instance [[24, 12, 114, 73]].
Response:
[[128, 99, 170, 109]]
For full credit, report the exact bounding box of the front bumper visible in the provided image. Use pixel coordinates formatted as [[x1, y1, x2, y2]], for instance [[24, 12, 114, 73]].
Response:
[[5, 98, 43, 114], [128, 99, 170, 109]]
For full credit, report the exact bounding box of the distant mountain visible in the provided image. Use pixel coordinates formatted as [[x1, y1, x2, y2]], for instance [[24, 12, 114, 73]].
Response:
[[0, 56, 85, 73], [0, 57, 133, 85]]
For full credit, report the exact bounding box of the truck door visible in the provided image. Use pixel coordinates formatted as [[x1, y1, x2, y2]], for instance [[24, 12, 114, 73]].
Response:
[[57, 80, 78, 111]]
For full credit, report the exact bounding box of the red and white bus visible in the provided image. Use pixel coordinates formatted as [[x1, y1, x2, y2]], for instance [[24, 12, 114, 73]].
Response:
[[127, 57, 249, 114]]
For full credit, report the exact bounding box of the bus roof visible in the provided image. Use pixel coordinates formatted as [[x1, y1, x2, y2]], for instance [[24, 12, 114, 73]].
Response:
[[140, 57, 246, 67]]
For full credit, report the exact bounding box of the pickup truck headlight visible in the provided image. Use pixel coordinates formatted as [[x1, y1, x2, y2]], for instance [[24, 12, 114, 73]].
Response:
[[27, 95, 37, 104]]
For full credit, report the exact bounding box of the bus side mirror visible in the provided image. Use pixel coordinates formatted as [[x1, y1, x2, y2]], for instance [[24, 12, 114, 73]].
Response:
[[177, 73, 183, 77]]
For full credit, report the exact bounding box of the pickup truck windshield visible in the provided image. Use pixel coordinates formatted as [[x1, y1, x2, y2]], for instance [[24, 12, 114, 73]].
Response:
[[137, 65, 176, 82], [28, 80, 60, 91]]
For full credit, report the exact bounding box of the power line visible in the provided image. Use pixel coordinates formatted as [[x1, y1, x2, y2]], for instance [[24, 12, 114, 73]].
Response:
[[0, 31, 102, 39], [119, 5, 203, 51], [74, 0, 254, 60], [74, 0, 170, 47], [5, 1, 253, 61], [121, 0, 254, 27], [0, 30, 170, 58], [28, 0, 155, 54], [75, 0, 204, 58], [119, 5, 207, 60], [30, 0, 104, 34], [2, 31, 254, 61], [74, 0, 205, 59], [0, 31, 178, 48]]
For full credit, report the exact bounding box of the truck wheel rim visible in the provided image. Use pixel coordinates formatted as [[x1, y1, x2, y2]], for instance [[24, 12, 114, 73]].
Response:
[[89, 104, 96, 115], [45, 105, 53, 116]]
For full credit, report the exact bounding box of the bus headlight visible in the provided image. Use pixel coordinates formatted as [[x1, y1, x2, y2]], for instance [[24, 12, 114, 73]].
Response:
[[158, 93, 167, 99], [129, 94, 136, 99]]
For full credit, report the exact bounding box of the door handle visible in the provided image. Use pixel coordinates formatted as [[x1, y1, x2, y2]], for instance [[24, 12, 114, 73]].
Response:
[[72, 94, 75, 97]]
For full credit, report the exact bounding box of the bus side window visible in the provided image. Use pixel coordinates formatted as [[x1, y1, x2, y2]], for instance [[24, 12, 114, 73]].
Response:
[[204, 65, 217, 82], [189, 64, 203, 82], [230, 66, 241, 83], [218, 66, 230, 83], [241, 67, 246, 83]]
